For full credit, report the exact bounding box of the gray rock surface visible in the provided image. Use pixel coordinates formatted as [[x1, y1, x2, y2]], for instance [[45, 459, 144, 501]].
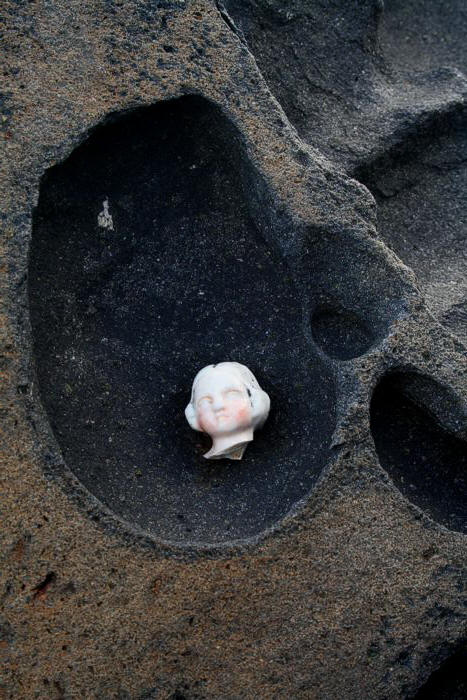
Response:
[[224, 0, 467, 341], [1, 0, 466, 698]]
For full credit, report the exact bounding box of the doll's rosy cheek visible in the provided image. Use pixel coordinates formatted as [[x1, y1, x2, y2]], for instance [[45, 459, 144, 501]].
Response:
[[235, 402, 251, 425]]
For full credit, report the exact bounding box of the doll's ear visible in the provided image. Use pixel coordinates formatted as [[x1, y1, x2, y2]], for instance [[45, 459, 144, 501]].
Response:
[[185, 403, 201, 431]]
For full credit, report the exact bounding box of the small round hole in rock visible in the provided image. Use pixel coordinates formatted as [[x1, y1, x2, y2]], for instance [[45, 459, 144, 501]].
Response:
[[311, 305, 375, 359]]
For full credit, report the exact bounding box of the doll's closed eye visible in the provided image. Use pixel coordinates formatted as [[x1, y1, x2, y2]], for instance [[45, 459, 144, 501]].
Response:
[[198, 396, 213, 406]]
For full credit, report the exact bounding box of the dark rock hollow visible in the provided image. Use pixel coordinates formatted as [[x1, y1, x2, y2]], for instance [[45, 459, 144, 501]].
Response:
[[29, 95, 412, 544], [29, 95, 338, 544], [371, 372, 467, 534]]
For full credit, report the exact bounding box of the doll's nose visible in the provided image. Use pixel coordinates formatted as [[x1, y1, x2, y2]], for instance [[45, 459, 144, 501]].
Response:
[[212, 395, 225, 411]]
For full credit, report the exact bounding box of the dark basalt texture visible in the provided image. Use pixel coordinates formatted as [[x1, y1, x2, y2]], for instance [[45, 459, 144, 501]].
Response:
[[221, 0, 386, 166], [380, 0, 467, 75], [355, 107, 467, 345], [1, 0, 466, 698]]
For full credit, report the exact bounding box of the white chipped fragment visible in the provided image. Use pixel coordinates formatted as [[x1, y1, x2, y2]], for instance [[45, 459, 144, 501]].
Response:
[[98, 198, 114, 230]]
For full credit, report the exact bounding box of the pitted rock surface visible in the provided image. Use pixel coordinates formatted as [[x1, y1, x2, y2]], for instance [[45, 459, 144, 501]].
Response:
[[1, 1, 466, 698]]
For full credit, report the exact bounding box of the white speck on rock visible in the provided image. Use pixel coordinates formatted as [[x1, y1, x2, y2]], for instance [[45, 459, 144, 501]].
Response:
[[98, 198, 114, 230]]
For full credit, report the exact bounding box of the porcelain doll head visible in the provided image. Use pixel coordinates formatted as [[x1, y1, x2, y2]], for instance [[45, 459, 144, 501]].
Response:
[[185, 362, 270, 460]]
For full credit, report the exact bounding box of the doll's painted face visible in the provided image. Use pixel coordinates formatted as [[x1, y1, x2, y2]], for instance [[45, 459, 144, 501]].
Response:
[[186, 361, 270, 460], [193, 370, 252, 437]]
